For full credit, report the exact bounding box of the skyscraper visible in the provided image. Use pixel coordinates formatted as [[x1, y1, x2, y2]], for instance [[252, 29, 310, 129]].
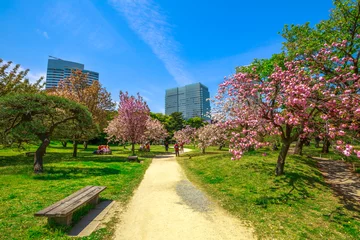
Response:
[[165, 83, 211, 120], [45, 57, 99, 89]]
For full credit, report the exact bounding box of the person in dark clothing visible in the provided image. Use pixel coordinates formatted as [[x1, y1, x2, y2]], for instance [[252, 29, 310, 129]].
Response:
[[174, 143, 180, 157]]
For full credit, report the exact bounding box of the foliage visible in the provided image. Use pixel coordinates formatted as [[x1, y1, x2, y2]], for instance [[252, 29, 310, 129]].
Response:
[[173, 125, 196, 145], [216, 41, 360, 174], [49, 69, 115, 130], [282, 0, 360, 64], [143, 117, 168, 143], [168, 112, 185, 132], [215, 54, 325, 175], [105, 92, 150, 155], [186, 117, 207, 129], [0, 58, 44, 96], [0, 94, 92, 172], [196, 124, 229, 152], [150, 112, 173, 136]]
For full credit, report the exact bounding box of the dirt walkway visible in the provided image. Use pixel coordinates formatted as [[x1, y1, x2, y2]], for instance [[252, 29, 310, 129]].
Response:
[[317, 159, 360, 203], [114, 151, 255, 240]]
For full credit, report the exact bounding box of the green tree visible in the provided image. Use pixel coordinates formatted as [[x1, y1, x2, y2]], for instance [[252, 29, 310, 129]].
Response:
[[0, 94, 92, 173], [169, 112, 185, 132], [186, 117, 207, 129], [0, 59, 44, 96], [282, 0, 360, 72], [281, 0, 360, 153]]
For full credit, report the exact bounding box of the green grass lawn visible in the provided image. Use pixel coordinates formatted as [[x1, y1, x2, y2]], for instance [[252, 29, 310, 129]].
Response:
[[0, 142, 167, 240], [178, 145, 360, 240]]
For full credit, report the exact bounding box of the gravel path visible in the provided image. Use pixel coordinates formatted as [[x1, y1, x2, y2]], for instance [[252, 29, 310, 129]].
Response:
[[317, 159, 360, 203], [114, 150, 255, 240]]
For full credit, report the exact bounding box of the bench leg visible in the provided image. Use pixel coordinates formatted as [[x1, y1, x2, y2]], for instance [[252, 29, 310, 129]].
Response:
[[89, 195, 99, 205], [48, 214, 72, 226]]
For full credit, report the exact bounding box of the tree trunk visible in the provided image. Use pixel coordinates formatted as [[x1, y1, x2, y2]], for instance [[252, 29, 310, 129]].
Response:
[[131, 142, 135, 156], [202, 148, 205, 154], [61, 141, 67, 147], [83, 141, 88, 149], [34, 138, 50, 173], [315, 137, 320, 148], [218, 145, 223, 150], [294, 138, 305, 155], [322, 138, 331, 153], [73, 140, 78, 157], [275, 141, 291, 176]]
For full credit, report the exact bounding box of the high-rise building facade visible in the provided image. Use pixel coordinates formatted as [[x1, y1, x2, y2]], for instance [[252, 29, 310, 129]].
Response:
[[45, 57, 99, 89], [165, 83, 211, 120]]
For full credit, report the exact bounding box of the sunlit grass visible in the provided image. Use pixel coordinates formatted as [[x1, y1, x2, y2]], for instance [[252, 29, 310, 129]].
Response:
[[178, 145, 360, 240], [0, 142, 166, 239]]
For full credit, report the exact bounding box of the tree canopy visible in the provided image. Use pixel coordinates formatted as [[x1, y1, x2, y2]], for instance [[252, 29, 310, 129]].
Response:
[[0, 59, 44, 96], [0, 94, 93, 172]]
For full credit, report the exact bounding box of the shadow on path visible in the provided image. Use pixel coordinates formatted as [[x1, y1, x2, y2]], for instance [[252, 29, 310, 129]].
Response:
[[317, 159, 360, 212]]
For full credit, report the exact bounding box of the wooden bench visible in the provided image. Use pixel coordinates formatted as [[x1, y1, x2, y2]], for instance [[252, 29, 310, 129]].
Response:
[[34, 186, 106, 226]]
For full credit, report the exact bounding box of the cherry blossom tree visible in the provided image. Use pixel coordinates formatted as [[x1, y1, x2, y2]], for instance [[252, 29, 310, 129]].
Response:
[[143, 117, 168, 143], [196, 124, 228, 153], [311, 41, 360, 158], [173, 125, 196, 146], [215, 60, 323, 175], [105, 91, 150, 155], [214, 40, 360, 175]]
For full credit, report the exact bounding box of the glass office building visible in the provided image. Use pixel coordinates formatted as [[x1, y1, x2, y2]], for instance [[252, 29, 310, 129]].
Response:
[[165, 83, 211, 120], [45, 57, 99, 89]]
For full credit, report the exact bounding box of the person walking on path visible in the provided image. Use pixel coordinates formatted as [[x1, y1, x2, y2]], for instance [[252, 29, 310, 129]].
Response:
[[180, 143, 184, 153], [174, 143, 180, 157], [164, 141, 169, 152]]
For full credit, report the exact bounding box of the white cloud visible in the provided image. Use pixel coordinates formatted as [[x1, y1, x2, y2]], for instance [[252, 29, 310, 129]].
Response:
[[43, 31, 49, 39], [27, 71, 46, 84], [1, 59, 46, 84], [36, 29, 49, 39], [109, 0, 193, 86]]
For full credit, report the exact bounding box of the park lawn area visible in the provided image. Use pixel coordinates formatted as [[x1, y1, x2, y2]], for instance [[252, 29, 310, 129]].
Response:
[[0, 142, 166, 240], [178, 146, 360, 240]]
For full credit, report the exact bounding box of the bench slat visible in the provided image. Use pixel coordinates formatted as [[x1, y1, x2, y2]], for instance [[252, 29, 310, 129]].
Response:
[[53, 187, 106, 216], [45, 186, 106, 217], [35, 186, 93, 216], [35, 186, 105, 217]]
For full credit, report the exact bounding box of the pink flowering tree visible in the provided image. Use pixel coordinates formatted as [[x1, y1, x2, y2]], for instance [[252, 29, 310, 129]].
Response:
[[173, 125, 196, 146], [105, 91, 150, 155], [215, 40, 360, 175], [310, 41, 360, 158], [143, 117, 169, 143], [215, 60, 323, 175], [196, 124, 229, 153]]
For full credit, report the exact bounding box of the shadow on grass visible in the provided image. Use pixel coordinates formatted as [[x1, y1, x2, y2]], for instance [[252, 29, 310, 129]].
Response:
[[33, 167, 120, 180], [255, 156, 327, 207]]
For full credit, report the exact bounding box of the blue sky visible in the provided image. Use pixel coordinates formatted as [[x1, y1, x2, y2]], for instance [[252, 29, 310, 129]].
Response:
[[0, 0, 333, 113]]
